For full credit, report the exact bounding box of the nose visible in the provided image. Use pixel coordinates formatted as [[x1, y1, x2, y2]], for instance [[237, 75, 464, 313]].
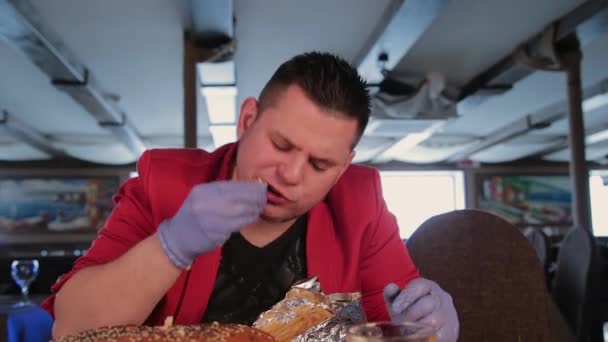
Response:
[[278, 153, 306, 185]]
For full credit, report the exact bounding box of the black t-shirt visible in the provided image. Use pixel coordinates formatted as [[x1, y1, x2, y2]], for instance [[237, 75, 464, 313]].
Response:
[[201, 215, 308, 325]]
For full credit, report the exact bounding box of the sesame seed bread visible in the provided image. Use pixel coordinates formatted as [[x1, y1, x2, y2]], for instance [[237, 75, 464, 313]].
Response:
[[57, 322, 277, 342]]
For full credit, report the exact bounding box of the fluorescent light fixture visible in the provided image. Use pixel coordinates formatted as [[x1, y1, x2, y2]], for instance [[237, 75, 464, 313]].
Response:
[[373, 131, 434, 162], [586, 128, 608, 145], [201, 86, 237, 124], [198, 61, 236, 85], [363, 119, 381, 135], [209, 124, 237, 148], [373, 121, 445, 161], [201, 86, 237, 98], [582, 92, 608, 112]]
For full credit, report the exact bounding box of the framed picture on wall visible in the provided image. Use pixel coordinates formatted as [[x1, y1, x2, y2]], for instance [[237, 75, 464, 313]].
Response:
[[477, 174, 573, 227], [0, 176, 122, 244]]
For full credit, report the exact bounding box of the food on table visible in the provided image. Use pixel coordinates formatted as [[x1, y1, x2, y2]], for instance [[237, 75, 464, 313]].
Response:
[[254, 287, 334, 342], [57, 321, 276, 342]]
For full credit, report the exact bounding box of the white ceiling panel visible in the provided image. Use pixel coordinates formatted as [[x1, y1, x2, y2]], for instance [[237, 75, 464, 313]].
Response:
[[470, 141, 563, 163], [0, 141, 50, 161], [28, 0, 185, 136], [393, 0, 583, 85], [529, 99, 608, 136], [441, 31, 608, 139], [445, 70, 568, 135], [0, 1, 607, 165], [234, 0, 394, 106], [544, 139, 608, 162], [55, 141, 137, 165], [365, 118, 442, 137], [392, 134, 480, 163], [0, 39, 105, 134], [392, 144, 475, 163], [353, 136, 396, 163]]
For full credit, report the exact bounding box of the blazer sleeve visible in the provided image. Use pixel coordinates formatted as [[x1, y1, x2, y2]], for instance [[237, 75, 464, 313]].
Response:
[[359, 169, 420, 322], [40, 151, 157, 318]]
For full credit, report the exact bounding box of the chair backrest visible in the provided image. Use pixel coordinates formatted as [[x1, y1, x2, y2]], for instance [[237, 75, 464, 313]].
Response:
[[551, 227, 602, 341], [522, 227, 551, 271], [407, 209, 552, 342]]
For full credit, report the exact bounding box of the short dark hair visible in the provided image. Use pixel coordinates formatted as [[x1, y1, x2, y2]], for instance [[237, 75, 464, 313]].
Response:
[[258, 51, 370, 148]]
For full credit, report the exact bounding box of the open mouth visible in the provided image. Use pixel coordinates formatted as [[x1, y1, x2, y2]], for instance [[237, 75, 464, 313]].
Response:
[[267, 184, 281, 196], [256, 177, 290, 205], [266, 184, 289, 205]]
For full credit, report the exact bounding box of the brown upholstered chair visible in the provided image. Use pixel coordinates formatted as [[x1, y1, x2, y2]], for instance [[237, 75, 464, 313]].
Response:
[[406, 209, 562, 341]]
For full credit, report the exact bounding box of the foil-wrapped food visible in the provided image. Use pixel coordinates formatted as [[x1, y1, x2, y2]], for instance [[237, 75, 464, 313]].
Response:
[[253, 277, 367, 342]]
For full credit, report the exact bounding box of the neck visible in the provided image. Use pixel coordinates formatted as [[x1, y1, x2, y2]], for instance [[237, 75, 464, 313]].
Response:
[[239, 218, 297, 248]]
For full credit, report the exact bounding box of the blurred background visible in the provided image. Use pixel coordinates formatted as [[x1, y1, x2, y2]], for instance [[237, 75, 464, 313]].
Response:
[[0, 0, 607, 340]]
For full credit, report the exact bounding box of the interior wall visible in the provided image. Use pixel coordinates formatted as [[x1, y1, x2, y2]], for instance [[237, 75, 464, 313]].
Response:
[[371, 160, 608, 211], [0, 160, 135, 296]]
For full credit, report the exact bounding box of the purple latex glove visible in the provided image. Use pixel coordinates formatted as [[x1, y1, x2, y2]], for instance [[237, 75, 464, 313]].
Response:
[[384, 278, 459, 342], [158, 181, 267, 269]]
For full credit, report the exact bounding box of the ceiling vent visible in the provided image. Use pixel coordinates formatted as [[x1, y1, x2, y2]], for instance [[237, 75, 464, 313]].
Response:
[[374, 72, 458, 120]]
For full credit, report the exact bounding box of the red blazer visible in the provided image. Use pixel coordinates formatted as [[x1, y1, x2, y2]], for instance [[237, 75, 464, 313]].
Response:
[[41, 143, 419, 325]]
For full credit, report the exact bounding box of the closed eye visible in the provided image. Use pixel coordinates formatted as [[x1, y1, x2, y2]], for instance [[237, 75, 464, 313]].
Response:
[[272, 140, 291, 152], [310, 159, 330, 172]]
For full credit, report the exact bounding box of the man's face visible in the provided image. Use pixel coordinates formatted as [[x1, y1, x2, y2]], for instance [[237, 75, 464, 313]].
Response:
[[234, 84, 358, 222]]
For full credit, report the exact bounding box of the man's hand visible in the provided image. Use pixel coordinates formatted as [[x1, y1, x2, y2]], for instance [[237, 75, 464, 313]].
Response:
[[158, 181, 267, 269], [384, 278, 459, 342]]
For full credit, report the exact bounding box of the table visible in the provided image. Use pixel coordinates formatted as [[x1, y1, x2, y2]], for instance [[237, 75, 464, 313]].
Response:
[[0, 296, 53, 342]]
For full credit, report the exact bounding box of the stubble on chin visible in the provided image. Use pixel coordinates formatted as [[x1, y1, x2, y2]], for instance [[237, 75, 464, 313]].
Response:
[[259, 213, 299, 223]]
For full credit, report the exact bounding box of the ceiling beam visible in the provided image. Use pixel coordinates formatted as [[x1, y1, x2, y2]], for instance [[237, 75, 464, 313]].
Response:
[[0, 110, 68, 158], [562, 44, 591, 230], [0, 0, 85, 81], [188, 0, 237, 149], [457, 0, 608, 110], [529, 80, 608, 158], [0, 0, 146, 157], [367, 1, 608, 163], [190, 0, 233, 48], [354, 0, 448, 163], [437, 1, 608, 163], [446, 79, 608, 162], [356, 0, 448, 84], [184, 32, 201, 148], [53, 72, 146, 156], [445, 106, 567, 163]]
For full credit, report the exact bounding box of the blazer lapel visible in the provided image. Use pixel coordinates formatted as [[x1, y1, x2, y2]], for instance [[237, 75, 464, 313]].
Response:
[[306, 201, 344, 294], [174, 144, 234, 323], [174, 248, 222, 324]]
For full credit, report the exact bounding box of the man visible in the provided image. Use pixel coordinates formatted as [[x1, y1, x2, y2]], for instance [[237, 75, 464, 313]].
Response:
[[43, 52, 458, 341]]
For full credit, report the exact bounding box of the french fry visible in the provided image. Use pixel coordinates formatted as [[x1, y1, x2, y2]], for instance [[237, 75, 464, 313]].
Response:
[[162, 316, 174, 329]]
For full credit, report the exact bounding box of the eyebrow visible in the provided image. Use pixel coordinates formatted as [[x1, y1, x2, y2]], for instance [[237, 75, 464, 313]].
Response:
[[271, 131, 338, 166]]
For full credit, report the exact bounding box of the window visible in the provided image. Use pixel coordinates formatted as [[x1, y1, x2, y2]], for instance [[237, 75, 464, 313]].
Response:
[[590, 171, 608, 237], [379, 171, 465, 238]]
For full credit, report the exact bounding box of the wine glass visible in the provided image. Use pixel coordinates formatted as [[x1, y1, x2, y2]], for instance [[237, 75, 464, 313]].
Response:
[[11, 259, 40, 306]]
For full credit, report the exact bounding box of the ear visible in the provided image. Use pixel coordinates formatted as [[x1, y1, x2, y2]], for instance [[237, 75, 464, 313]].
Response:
[[334, 151, 355, 185], [237, 97, 259, 139]]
